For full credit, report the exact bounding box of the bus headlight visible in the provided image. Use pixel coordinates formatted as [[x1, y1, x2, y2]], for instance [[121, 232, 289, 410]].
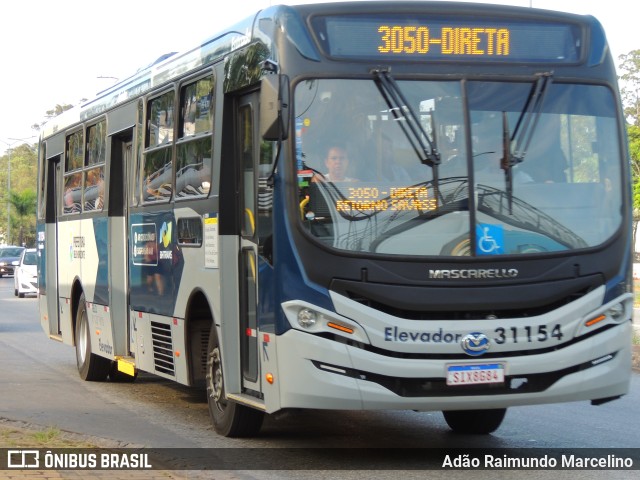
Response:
[[585, 302, 626, 328], [297, 308, 318, 329], [607, 303, 625, 321]]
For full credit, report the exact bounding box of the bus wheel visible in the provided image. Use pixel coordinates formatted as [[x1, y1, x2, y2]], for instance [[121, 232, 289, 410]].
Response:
[[442, 408, 506, 434], [75, 293, 111, 381], [206, 326, 264, 437]]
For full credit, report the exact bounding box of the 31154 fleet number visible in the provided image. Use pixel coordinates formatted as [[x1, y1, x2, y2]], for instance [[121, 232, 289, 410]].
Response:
[[494, 324, 563, 344]]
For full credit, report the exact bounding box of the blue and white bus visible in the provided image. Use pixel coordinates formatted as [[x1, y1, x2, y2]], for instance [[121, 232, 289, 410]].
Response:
[[37, 2, 633, 437]]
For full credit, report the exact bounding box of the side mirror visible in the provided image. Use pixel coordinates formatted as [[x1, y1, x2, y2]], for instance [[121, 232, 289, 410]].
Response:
[[260, 74, 289, 141]]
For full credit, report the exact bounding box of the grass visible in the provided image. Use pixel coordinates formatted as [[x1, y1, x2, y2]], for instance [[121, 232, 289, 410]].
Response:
[[31, 426, 62, 444], [0, 424, 97, 448]]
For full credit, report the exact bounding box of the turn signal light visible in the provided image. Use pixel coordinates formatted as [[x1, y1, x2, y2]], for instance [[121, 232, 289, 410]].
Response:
[[327, 322, 354, 334], [585, 314, 606, 327]]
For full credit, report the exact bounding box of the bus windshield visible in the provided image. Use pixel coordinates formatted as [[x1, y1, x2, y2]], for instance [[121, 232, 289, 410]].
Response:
[[295, 78, 622, 256]]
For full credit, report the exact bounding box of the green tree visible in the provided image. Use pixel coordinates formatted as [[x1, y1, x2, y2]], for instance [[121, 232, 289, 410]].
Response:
[[9, 189, 37, 247], [0, 143, 37, 245], [619, 50, 640, 126], [2, 102, 76, 244]]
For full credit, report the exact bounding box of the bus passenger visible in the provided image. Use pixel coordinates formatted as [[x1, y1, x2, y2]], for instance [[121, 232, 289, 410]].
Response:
[[63, 175, 82, 214], [313, 144, 358, 182]]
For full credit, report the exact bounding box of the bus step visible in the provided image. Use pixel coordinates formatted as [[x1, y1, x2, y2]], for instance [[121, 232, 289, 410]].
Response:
[[115, 357, 136, 377], [226, 393, 266, 411]]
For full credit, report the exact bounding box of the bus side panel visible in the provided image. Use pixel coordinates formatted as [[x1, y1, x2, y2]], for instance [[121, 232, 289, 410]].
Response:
[[128, 206, 221, 386], [171, 207, 221, 386], [78, 217, 109, 306], [128, 210, 184, 316], [57, 219, 82, 345], [79, 216, 115, 360]]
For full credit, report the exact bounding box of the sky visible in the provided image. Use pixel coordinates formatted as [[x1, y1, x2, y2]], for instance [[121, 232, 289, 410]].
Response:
[[0, 0, 636, 155]]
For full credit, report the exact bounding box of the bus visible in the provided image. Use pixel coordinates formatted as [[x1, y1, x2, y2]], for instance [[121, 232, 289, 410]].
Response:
[[36, 1, 634, 437]]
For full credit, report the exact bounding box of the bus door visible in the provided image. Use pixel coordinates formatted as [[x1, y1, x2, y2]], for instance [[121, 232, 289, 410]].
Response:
[[41, 155, 62, 339], [237, 92, 261, 392], [107, 136, 132, 357]]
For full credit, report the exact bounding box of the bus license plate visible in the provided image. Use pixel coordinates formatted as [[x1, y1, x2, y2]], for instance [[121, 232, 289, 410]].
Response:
[[446, 363, 505, 386]]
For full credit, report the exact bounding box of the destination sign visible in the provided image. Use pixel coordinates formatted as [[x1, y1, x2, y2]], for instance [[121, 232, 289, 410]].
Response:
[[336, 185, 437, 213], [313, 16, 582, 63], [378, 25, 510, 56]]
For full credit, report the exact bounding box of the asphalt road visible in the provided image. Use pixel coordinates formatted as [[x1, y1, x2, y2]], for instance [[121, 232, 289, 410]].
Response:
[[1, 276, 639, 479]]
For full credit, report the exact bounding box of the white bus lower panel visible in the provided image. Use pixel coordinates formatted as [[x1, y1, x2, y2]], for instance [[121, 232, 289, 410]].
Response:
[[273, 322, 631, 412], [130, 310, 190, 385]]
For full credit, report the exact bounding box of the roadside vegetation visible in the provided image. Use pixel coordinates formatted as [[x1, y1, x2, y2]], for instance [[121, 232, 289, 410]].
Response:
[[0, 422, 98, 448]]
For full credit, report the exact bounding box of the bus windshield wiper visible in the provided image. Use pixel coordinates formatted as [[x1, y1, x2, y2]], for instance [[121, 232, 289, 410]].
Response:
[[372, 68, 441, 204], [501, 72, 553, 213]]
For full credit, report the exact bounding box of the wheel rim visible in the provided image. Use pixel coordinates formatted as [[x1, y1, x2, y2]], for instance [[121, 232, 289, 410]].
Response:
[[78, 312, 88, 364], [208, 346, 226, 412]]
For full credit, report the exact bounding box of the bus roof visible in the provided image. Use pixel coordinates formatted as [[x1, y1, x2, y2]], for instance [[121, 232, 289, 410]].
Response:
[[40, 2, 605, 140]]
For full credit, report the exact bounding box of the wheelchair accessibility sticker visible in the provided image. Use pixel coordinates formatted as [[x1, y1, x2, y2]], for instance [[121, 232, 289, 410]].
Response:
[[476, 224, 504, 255]]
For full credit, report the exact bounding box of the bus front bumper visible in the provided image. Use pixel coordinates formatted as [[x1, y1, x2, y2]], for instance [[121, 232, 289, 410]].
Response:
[[270, 321, 631, 412]]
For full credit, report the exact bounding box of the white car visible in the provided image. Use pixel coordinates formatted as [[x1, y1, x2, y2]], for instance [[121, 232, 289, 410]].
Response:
[[14, 248, 38, 298]]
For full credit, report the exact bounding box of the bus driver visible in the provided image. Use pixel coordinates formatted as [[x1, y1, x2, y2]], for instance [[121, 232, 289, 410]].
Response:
[[313, 144, 357, 183]]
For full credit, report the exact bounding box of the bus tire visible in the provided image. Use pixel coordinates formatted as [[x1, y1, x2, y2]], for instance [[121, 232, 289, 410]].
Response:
[[442, 408, 506, 434], [206, 325, 264, 437], [75, 293, 111, 381]]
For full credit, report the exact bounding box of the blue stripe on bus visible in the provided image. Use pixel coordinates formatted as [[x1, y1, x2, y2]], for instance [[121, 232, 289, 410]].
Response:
[[36, 224, 46, 295], [93, 217, 109, 305]]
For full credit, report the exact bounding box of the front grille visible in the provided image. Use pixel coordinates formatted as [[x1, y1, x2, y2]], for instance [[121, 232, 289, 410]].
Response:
[[331, 273, 602, 321]]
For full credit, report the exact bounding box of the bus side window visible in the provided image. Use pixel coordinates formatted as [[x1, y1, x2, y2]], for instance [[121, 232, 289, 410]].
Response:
[[84, 166, 105, 211], [176, 75, 214, 198], [63, 130, 84, 215], [143, 149, 173, 202], [63, 172, 82, 214], [144, 91, 175, 202], [84, 121, 107, 211]]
